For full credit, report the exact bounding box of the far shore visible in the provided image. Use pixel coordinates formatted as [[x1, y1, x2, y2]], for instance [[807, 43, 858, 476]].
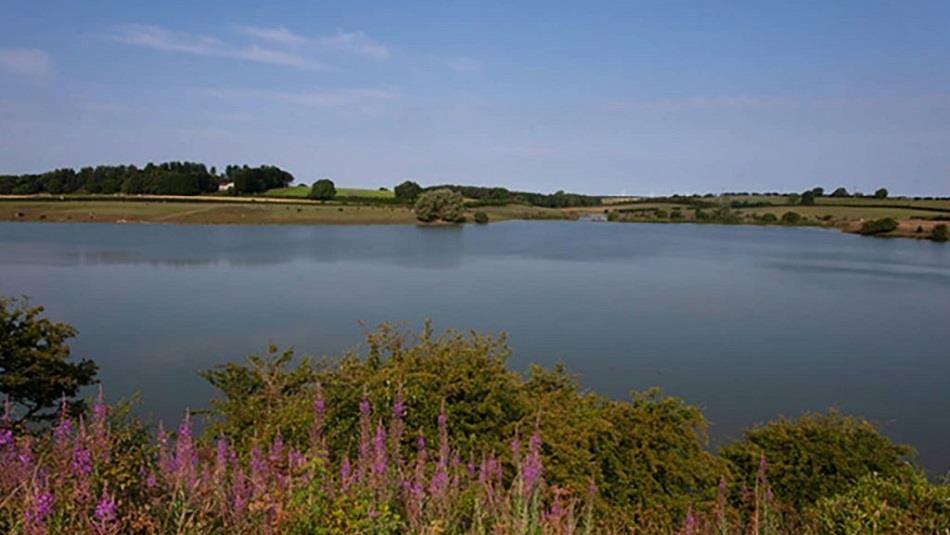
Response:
[[1, 194, 947, 241]]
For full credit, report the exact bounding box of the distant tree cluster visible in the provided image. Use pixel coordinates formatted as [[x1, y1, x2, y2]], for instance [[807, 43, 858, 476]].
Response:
[[394, 180, 423, 202], [426, 184, 602, 208], [224, 165, 294, 194], [0, 162, 294, 196]]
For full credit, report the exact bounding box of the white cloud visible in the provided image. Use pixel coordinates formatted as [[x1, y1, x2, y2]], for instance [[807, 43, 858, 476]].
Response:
[[318, 30, 390, 60], [235, 25, 308, 46], [203, 87, 399, 108], [0, 48, 52, 80], [114, 24, 328, 70]]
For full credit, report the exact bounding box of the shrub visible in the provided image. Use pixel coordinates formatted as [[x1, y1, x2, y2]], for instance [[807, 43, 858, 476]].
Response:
[[201, 325, 724, 522], [474, 211, 489, 224], [932, 224, 948, 242], [760, 213, 778, 224], [807, 472, 950, 534], [780, 211, 802, 225], [413, 189, 465, 223], [800, 191, 816, 205], [670, 210, 683, 219], [874, 188, 889, 199], [720, 411, 914, 508], [309, 178, 336, 200], [859, 217, 898, 235], [831, 187, 850, 198]]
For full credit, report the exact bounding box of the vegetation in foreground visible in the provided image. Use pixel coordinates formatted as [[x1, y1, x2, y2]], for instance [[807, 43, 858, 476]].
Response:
[[2, 297, 949, 533]]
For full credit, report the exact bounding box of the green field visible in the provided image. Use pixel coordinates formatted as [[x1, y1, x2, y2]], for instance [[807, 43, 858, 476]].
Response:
[[263, 186, 395, 199]]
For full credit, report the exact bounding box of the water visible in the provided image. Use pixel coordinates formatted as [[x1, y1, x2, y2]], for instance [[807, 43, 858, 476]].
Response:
[[2, 221, 949, 471]]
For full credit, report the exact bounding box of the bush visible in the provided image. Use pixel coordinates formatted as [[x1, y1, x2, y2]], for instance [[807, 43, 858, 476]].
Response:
[[874, 188, 889, 199], [720, 411, 914, 508], [859, 217, 898, 235], [780, 211, 802, 224], [474, 211, 489, 224], [201, 325, 724, 522], [413, 189, 465, 223], [932, 224, 948, 242], [807, 472, 950, 534], [831, 187, 850, 198], [800, 191, 816, 205], [309, 179, 336, 200], [760, 213, 778, 223]]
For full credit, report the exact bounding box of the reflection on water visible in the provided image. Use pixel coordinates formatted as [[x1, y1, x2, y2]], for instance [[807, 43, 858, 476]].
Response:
[[1, 221, 949, 472]]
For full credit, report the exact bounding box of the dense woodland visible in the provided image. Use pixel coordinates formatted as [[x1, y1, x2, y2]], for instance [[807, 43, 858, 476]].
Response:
[[0, 163, 293, 196]]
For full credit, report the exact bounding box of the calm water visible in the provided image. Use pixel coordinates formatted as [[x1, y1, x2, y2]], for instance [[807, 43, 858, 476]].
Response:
[[2, 221, 949, 471]]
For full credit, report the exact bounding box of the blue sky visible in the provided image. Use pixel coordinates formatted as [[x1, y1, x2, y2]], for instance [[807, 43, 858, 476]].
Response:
[[2, 1, 949, 195]]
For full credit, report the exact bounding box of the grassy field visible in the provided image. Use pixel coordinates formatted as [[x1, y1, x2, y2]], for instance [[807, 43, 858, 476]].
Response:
[[263, 186, 395, 199], [0, 199, 416, 225]]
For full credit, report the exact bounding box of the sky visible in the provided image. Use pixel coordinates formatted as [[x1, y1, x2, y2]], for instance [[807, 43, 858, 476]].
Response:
[[1, 1, 949, 196]]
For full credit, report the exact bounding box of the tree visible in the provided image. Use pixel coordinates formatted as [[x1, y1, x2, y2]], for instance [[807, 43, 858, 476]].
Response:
[[413, 188, 465, 223], [474, 211, 489, 224], [800, 190, 816, 205], [810, 187, 825, 197], [932, 224, 948, 242], [831, 187, 850, 198], [0, 297, 98, 423], [394, 180, 423, 203], [309, 179, 337, 201], [874, 188, 889, 199]]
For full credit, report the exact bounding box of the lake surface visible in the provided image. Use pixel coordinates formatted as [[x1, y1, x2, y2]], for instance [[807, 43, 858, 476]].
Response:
[[2, 221, 949, 471]]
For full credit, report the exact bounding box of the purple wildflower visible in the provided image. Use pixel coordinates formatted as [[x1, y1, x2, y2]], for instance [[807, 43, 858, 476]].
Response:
[[522, 429, 544, 492], [0, 428, 11, 447], [71, 444, 93, 476], [683, 507, 696, 535], [372, 421, 387, 478], [25, 482, 54, 528], [94, 487, 117, 524], [174, 411, 196, 488]]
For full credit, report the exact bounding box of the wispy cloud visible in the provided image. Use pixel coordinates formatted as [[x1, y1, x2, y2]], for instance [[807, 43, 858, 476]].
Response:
[[235, 25, 308, 46], [113, 24, 328, 70], [236, 25, 390, 60], [203, 87, 399, 108], [0, 48, 53, 80], [317, 30, 390, 60]]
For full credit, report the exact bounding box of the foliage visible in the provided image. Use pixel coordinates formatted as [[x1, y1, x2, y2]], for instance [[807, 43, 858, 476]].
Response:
[[309, 179, 337, 201], [806, 472, 950, 534], [201, 325, 725, 524], [0, 297, 98, 423], [859, 217, 898, 235], [810, 187, 824, 197], [759, 213, 778, 224], [0, 162, 227, 196], [799, 191, 816, 206], [830, 187, 850, 198], [0, 390, 597, 535], [413, 189, 466, 223], [474, 211, 489, 224], [226, 165, 294, 195], [426, 184, 601, 208], [932, 224, 948, 242], [874, 188, 889, 199], [394, 181, 423, 203], [780, 211, 802, 224], [720, 411, 914, 508]]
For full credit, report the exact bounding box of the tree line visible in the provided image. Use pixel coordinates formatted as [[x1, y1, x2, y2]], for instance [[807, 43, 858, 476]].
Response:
[[393, 180, 602, 208], [0, 162, 294, 196]]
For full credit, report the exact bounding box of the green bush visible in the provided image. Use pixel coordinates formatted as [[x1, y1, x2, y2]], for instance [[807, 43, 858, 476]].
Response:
[[413, 189, 465, 223], [780, 211, 802, 224], [720, 411, 914, 508], [760, 213, 778, 224], [932, 224, 948, 242], [807, 472, 950, 534], [474, 211, 489, 224], [201, 325, 724, 522], [859, 217, 898, 235]]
